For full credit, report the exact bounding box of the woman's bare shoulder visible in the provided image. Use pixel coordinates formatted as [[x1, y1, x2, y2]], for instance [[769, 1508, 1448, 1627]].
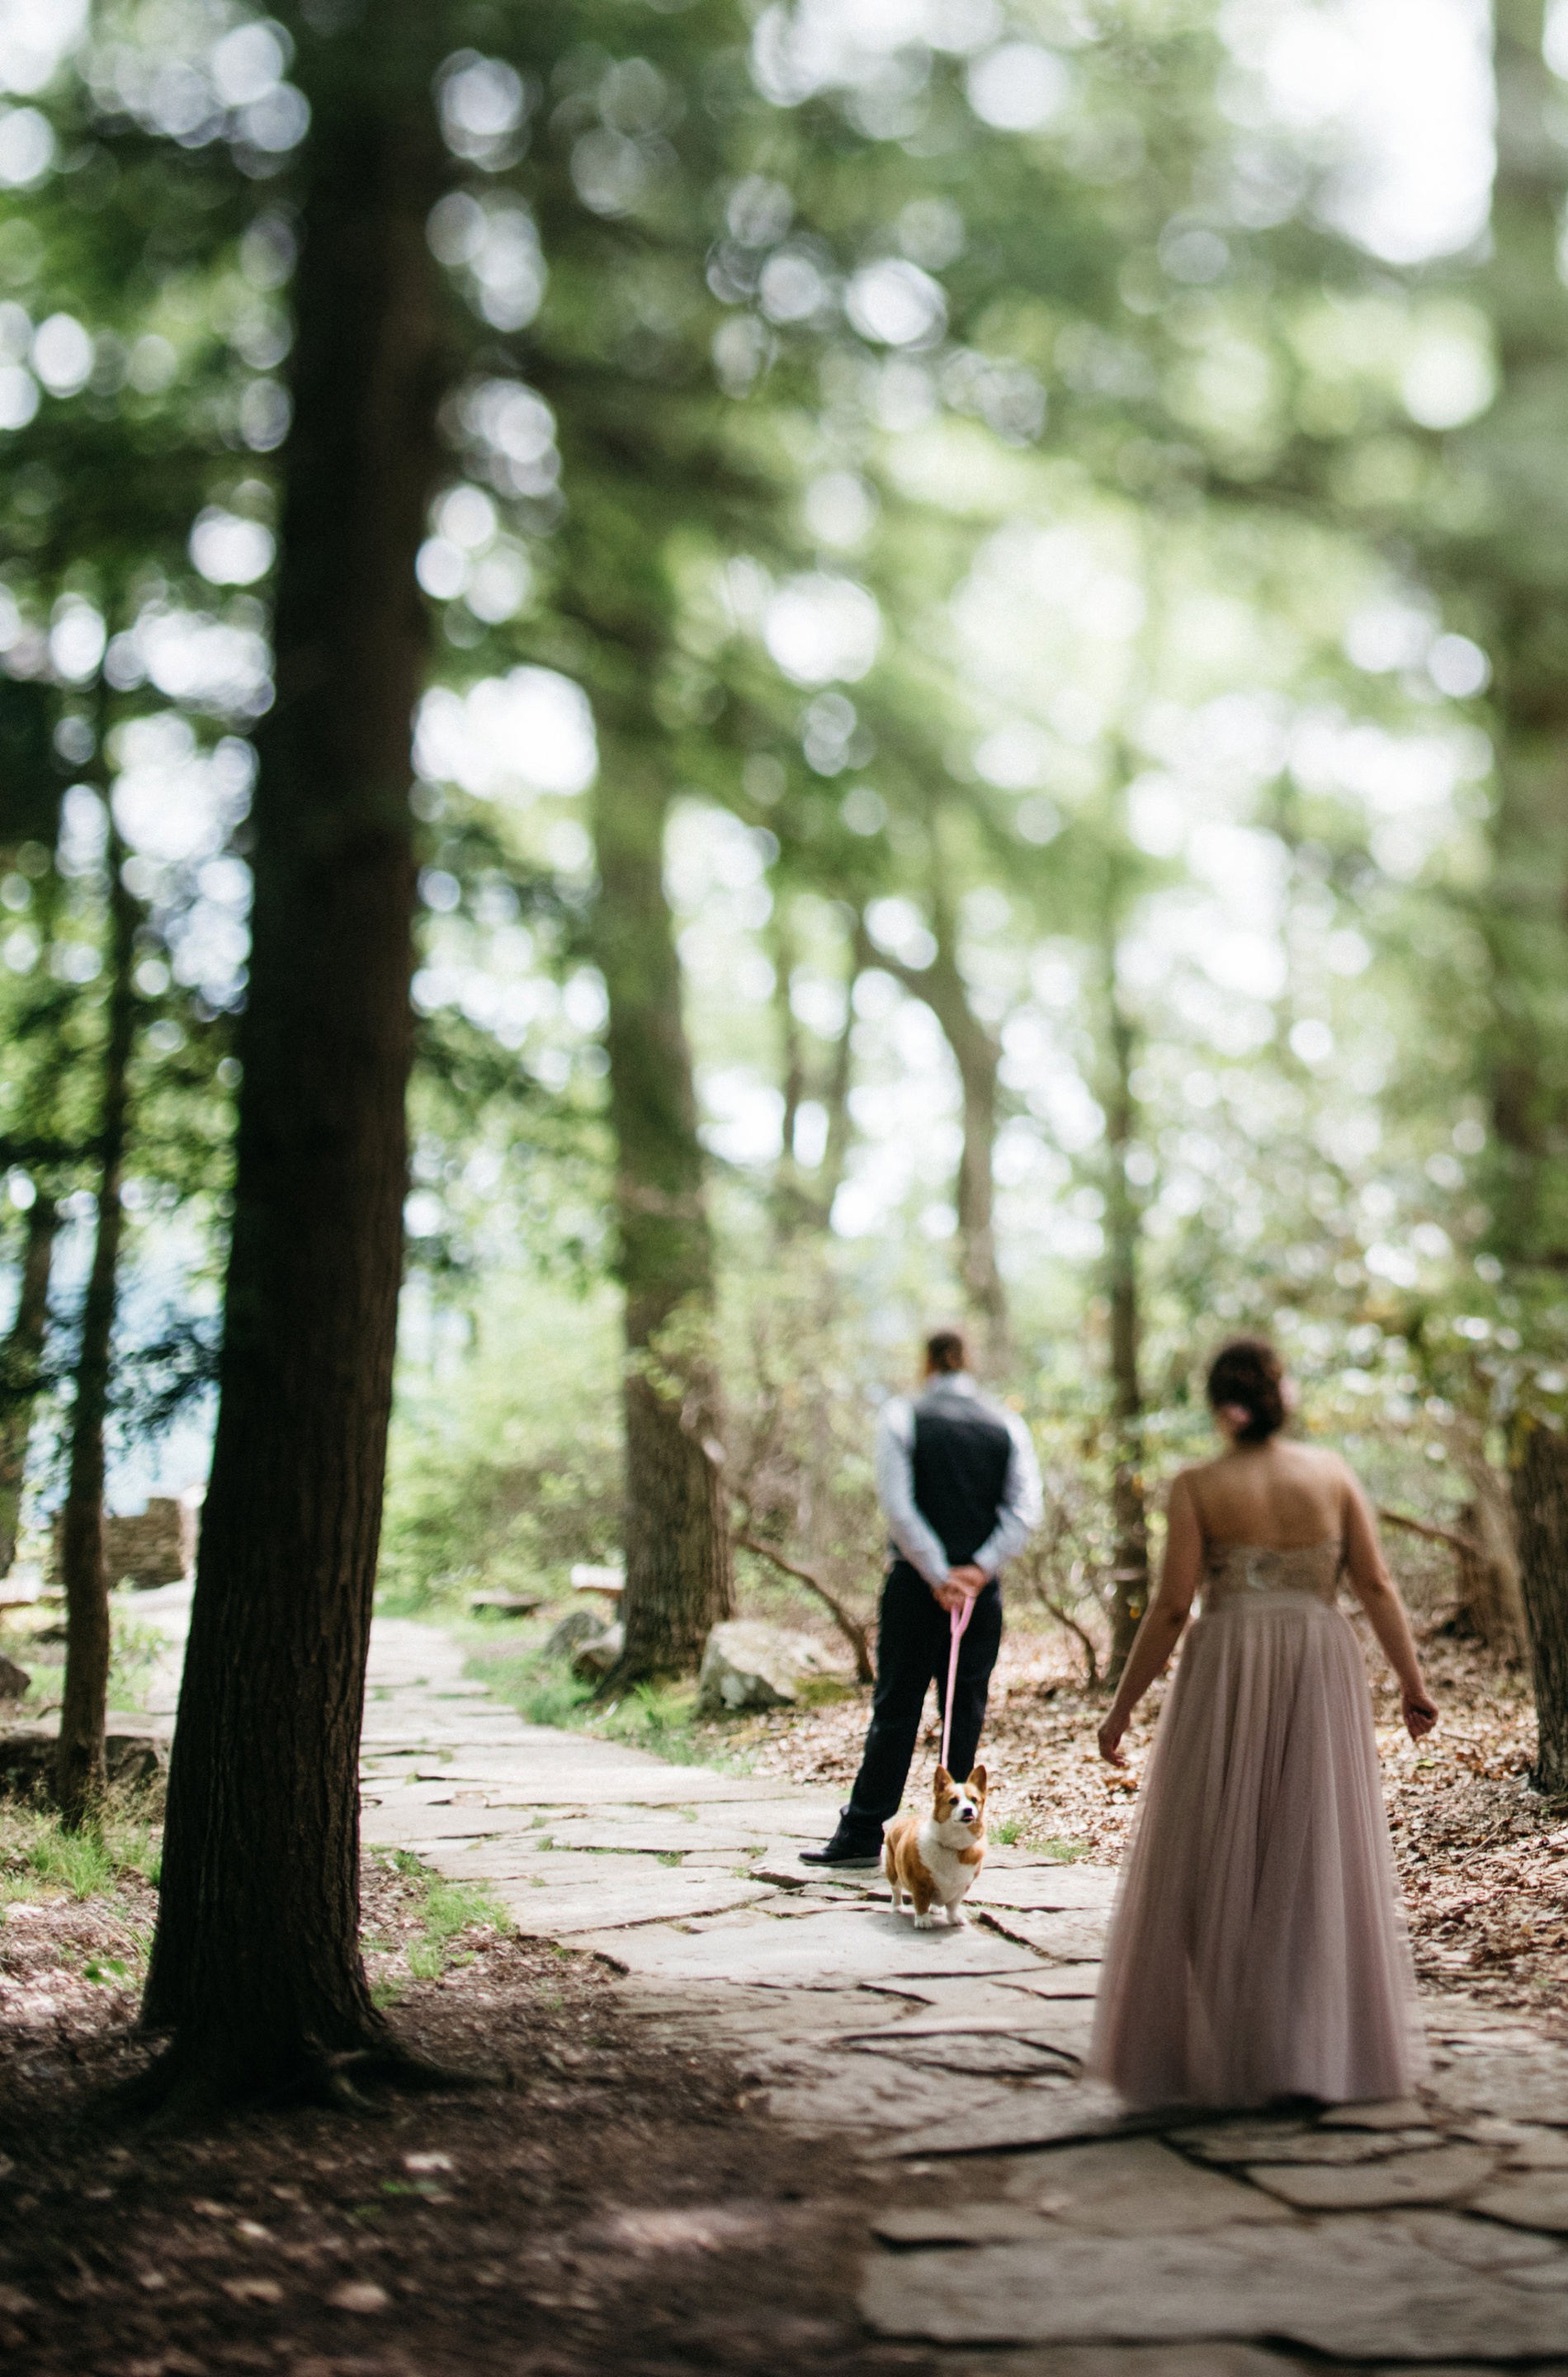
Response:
[[1168, 1454, 1226, 1500], [1285, 1440, 1354, 1483]]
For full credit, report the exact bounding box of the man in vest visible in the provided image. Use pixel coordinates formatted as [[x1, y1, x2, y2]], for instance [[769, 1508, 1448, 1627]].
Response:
[[801, 1326, 1042, 1869]]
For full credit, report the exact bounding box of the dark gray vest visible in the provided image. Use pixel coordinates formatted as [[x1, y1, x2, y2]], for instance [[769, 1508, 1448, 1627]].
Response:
[[911, 1389, 1013, 1566]]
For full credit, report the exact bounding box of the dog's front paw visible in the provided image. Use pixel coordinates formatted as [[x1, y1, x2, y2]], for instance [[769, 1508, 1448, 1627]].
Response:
[[912, 1912, 937, 1930]]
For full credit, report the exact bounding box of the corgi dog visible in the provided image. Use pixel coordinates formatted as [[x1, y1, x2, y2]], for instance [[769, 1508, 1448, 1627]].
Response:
[[883, 1765, 989, 1930]]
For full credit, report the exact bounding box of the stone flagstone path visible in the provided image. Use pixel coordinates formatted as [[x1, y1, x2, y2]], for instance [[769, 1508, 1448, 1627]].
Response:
[[140, 1595, 1568, 2369]]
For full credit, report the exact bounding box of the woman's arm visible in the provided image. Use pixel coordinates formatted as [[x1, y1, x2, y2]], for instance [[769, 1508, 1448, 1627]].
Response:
[[1098, 1473, 1205, 1767], [1340, 1468, 1438, 1741]]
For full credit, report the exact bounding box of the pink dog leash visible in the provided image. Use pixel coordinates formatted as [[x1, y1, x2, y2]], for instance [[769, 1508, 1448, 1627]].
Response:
[[938, 1591, 975, 1774]]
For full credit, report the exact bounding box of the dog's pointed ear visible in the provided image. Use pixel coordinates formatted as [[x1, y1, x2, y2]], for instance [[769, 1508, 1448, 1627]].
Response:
[[933, 1765, 952, 1789], [966, 1765, 987, 1793]]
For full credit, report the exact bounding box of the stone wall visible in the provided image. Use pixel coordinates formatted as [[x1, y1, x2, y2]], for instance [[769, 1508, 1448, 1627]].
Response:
[[49, 1496, 198, 1590]]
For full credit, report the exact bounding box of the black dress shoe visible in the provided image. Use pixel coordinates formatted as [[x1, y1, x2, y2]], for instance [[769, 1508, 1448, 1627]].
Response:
[[800, 1815, 883, 1869]]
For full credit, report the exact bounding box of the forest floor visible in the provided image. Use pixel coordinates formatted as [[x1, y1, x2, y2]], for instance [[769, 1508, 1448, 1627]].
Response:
[[0, 1847, 922, 2377]]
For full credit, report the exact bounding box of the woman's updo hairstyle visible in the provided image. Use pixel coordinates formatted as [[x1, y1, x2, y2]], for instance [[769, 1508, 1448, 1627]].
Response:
[[1206, 1336, 1287, 1444]]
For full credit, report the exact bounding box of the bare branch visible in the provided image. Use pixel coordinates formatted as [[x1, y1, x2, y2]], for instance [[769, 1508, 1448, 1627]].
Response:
[[1040, 1592, 1102, 1692], [1378, 1506, 1473, 1557], [734, 1529, 875, 1684]]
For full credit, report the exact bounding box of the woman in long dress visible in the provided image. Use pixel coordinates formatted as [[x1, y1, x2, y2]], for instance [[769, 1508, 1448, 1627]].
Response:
[[1090, 1336, 1438, 2112]]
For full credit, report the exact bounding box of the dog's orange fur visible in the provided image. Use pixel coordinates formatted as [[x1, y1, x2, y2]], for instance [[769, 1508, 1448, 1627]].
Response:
[[882, 1764, 989, 1926]]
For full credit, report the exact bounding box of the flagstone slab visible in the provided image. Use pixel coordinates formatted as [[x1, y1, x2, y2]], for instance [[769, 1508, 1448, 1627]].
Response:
[[851, 1976, 1086, 2030], [1001, 2137, 1290, 2232], [757, 2052, 1038, 2136], [1470, 2173, 1568, 2233], [994, 1968, 1103, 2001], [864, 2080, 1132, 2162], [530, 1815, 777, 1856], [1425, 2047, 1568, 2128], [1176, 2118, 1429, 2166], [969, 1866, 1117, 1913], [489, 1872, 773, 1935], [835, 2011, 1087, 2047], [361, 1800, 542, 1847], [974, 1907, 1109, 1963], [1391, 2210, 1568, 2272], [855, 2034, 1078, 2078], [383, 1768, 838, 1808], [624, 1982, 917, 2046], [936, 2351, 1296, 2377], [1244, 2143, 1495, 2211], [569, 1902, 1048, 1988], [859, 2218, 1568, 2357], [1319, 2096, 1434, 2132]]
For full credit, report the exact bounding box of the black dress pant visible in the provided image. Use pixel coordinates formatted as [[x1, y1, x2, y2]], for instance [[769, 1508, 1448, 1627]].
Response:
[[846, 1560, 1003, 1831]]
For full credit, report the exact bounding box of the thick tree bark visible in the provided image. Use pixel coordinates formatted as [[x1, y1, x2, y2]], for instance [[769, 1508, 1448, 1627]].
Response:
[[142, 20, 446, 2104], [56, 856, 137, 1825], [0, 1186, 57, 1576], [1513, 1425, 1568, 1793], [1462, 4, 1568, 1264], [1103, 973, 1147, 1689], [593, 753, 734, 1681]]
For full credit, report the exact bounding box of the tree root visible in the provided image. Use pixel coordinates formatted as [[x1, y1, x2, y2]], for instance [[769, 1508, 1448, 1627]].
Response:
[[106, 2028, 490, 2129]]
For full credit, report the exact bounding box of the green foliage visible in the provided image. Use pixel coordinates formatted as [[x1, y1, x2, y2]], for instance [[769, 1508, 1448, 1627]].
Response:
[[467, 1642, 594, 1732], [379, 1276, 623, 1611]]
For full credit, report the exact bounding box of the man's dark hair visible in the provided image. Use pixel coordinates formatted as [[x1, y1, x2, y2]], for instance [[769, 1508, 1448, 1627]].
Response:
[[925, 1328, 970, 1375]]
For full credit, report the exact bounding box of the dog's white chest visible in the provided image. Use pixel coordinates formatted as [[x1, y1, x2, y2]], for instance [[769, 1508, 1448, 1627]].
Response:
[[917, 1820, 979, 1901]]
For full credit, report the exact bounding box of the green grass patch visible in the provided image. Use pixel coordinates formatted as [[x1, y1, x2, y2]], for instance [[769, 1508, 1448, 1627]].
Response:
[[465, 1641, 758, 1775], [373, 1860, 512, 1991], [0, 1796, 163, 1910]]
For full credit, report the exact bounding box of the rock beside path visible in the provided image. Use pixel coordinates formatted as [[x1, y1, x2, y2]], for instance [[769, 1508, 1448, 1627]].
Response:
[[697, 1619, 840, 1713], [0, 1719, 166, 1795]]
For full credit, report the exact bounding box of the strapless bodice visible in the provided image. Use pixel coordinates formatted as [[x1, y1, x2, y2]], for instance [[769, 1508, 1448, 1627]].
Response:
[[1201, 1539, 1342, 1610]]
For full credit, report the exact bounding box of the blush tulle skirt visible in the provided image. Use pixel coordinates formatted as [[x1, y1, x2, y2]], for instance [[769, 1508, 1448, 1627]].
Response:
[[1089, 1587, 1423, 2112]]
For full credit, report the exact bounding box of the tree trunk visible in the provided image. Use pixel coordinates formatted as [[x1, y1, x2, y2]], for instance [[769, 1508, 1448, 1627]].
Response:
[[1454, 1453, 1528, 1660], [1103, 952, 1147, 1689], [142, 22, 446, 2106], [1513, 1425, 1568, 1793], [817, 924, 867, 1225], [770, 904, 810, 1238], [881, 891, 1008, 1359], [56, 855, 137, 1826], [1463, 3, 1568, 1265], [0, 1186, 57, 1575], [593, 753, 734, 1681]]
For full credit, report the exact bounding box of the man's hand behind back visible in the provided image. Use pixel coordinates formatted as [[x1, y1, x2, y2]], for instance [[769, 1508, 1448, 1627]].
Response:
[[933, 1563, 987, 1614]]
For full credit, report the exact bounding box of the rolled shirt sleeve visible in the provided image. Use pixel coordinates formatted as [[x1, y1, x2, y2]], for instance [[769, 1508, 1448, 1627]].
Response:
[[971, 1411, 1044, 1580], [873, 1396, 952, 1588]]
